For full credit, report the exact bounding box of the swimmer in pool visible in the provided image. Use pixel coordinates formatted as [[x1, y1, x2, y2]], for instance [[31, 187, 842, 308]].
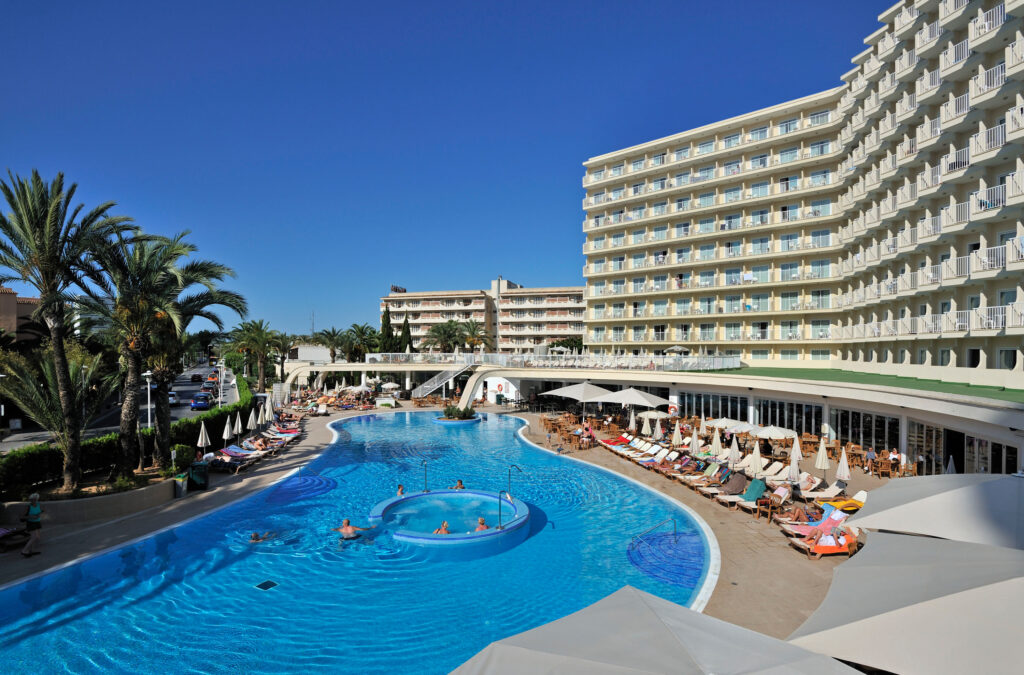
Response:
[[449, 479, 465, 490], [397, 484, 405, 496], [332, 519, 374, 540], [433, 520, 450, 535], [249, 531, 275, 543], [475, 517, 489, 532]]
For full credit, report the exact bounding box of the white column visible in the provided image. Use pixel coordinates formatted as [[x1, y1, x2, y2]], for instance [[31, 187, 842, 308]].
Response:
[[361, 371, 367, 386], [747, 397, 757, 425], [405, 371, 412, 390], [899, 414, 908, 455]]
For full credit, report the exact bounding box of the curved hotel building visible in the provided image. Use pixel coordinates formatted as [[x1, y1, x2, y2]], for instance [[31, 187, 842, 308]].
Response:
[[581, 0, 1023, 390]]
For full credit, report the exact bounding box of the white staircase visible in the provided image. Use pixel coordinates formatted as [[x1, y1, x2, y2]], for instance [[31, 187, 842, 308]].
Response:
[[412, 363, 474, 398]]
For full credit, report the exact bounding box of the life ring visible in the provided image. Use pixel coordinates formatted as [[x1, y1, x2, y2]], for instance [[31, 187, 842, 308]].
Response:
[[497, 384, 503, 392], [668, 405, 678, 415]]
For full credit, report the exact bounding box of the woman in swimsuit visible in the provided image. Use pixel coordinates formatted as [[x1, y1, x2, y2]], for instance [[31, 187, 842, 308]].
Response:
[[21, 493, 42, 557], [433, 521, 450, 535], [474, 517, 489, 532]]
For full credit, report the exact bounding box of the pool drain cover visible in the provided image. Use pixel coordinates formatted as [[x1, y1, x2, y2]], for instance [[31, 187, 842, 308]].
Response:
[[255, 580, 278, 591]]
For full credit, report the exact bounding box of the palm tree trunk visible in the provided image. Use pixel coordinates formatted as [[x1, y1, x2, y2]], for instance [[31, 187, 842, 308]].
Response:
[[44, 312, 82, 492], [278, 356, 286, 382], [113, 350, 141, 480], [257, 358, 266, 392], [153, 378, 172, 469]]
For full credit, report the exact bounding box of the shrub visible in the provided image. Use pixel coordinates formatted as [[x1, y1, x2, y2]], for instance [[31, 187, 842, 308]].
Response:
[[442, 405, 476, 420]]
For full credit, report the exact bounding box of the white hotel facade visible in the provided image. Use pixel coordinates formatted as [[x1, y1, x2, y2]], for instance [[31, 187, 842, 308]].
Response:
[[581, 0, 1024, 389]]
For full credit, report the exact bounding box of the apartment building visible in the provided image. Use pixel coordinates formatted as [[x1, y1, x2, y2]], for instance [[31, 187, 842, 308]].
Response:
[[381, 279, 584, 352], [0, 287, 40, 341], [496, 283, 585, 353], [581, 0, 1024, 386]]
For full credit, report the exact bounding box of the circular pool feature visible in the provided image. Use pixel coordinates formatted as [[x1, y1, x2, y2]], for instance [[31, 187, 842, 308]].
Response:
[[432, 415, 481, 426], [369, 489, 530, 552]]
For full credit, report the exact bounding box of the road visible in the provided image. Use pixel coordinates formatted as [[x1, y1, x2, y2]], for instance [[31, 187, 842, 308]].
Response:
[[0, 363, 241, 454]]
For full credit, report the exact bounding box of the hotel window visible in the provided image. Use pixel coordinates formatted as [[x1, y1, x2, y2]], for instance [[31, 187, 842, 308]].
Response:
[[699, 323, 716, 340], [611, 186, 625, 199], [632, 325, 646, 340], [998, 349, 1017, 370], [698, 297, 715, 314], [750, 181, 769, 198], [591, 169, 605, 181], [809, 110, 831, 126], [780, 233, 800, 251], [809, 259, 831, 279], [725, 268, 742, 286], [724, 186, 742, 205], [780, 203, 799, 221], [609, 210, 624, 223], [699, 244, 715, 260], [611, 163, 624, 176], [780, 262, 800, 280], [751, 236, 770, 254], [651, 178, 666, 192], [631, 253, 646, 268], [611, 327, 625, 341], [810, 169, 831, 186], [652, 201, 668, 216], [592, 236, 605, 250], [777, 118, 798, 134], [938, 348, 951, 366], [697, 140, 714, 154], [677, 196, 696, 214], [780, 291, 799, 310], [591, 327, 605, 341], [697, 165, 714, 181], [652, 224, 668, 240], [780, 320, 799, 338], [675, 271, 691, 288], [809, 140, 831, 157], [611, 232, 625, 247], [751, 349, 769, 359], [724, 214, 741, 230], [751, 264, 769, 282], [724, 160, 741, 176], [811, 349, 830, 360], [750, 293, 769, 311], [750, 154, 768, 169], [630, 158, 644, 172], [810, 289, 831, 309], [674, 222, 690, 237], [748, 126, 768, 142], [653, 299, 668, 316], [725, 322, 742, 339], [611, 303, 625, 318], [592, 258, 606, 273], [673, 146, 690, 161], [698, 218, 715, 233], [725, 295, 742, 312], [811, 319, 831, 338], [611, 279, 625, 294], [676, 298, 691, 314], [676, 323, 691, 339], [779, 146, 799, 163], [698, 192, 715, 207], [778, 174, 799, 192], [699, 270, 716, 287], [674, 171, 691, 186], [810, 229, 832, 247], [751, 209, 770, 226], [631, 182, 645, 196], [631, 230, 645, 244], [592, 281, 606, 296], [631, 277, 645, 293], [781, 349, 798, 360], [723, 133, 740, 149], [651, 153, 665, 166], [592, 304, 605, 319], [724, 241, 742, 258]]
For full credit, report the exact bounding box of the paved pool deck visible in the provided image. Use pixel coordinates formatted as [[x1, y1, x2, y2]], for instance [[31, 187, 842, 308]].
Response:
[[0, 406, 883, 640]]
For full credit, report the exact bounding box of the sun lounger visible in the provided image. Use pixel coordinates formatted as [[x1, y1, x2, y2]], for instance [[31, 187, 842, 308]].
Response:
[[637, 448, 671, 465], [753, 461, 785, 480], [799, 480, 847, 502], [780, 508, 848, 537], [821, 490, 868, 512], [0, 525, 29, 552], [717, 478, 766, 509], [789, 526, 859, 559]]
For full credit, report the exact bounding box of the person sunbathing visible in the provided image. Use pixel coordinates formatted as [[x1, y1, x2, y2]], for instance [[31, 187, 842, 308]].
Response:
[[774, 504, 822, 523]]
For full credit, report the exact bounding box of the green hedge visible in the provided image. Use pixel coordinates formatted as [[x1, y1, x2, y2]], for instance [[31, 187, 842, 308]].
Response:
[[0, 376, 258, 499]]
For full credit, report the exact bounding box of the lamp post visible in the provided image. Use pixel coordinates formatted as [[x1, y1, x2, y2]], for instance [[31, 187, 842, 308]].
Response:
[[218, 361, 224, 408], [142, 370, 153, 429]]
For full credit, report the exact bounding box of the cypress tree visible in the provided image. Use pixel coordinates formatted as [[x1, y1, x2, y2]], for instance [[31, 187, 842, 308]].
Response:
[[398, 317, 415, 353], [380, 306, 396, 353]]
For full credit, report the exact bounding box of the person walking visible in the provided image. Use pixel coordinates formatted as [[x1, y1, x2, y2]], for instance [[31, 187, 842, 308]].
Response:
[[21, 493, 43, 557]]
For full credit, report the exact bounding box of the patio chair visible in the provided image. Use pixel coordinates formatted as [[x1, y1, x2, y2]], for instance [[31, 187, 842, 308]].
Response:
[[789, 526, 859, 560], [717, 478, 766, 510]]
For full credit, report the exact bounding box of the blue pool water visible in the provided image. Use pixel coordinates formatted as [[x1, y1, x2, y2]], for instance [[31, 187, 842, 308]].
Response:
[[0, 412, 716, 674], [380, 492, 504, 533]]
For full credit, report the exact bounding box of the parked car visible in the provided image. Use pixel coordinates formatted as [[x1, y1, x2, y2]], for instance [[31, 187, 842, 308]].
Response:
[[190, 393, 212, 411], [190, 373, 202, 383], [168, 391, 179, 406]]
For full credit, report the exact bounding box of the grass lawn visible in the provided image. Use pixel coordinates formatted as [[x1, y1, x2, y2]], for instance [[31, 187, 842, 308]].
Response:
[[703, 367, 1024, 404]]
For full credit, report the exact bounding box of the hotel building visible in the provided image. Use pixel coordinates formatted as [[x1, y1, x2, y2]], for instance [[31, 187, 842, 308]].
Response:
[[580, 0, 1024, 389], [380, 279, 584, 352]]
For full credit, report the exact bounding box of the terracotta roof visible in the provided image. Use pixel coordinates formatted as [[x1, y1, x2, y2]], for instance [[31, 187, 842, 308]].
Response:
[[0, 287, 16, 295], [16, 297, 40, 304]]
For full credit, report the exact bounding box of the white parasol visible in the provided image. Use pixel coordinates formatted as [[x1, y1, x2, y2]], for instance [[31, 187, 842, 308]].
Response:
[[728, 435, 742, 468], [641, 416, 652, 436], [835, 446, 851, 481], [628, 408, 636, 432], [197, 421, 211, 449], [247, 408, 257, 431], [652, 420, 664, 441], [814, 436, 831, 480], [671, 421, 683, 447], [788, 436, 803, 483]]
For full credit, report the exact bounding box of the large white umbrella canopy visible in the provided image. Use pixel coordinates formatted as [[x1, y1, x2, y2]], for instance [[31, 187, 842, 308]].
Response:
[[750, 440, 763, 473], [233, 412, 242, 436], [789, 533, 1023, 675], [456, 586, 857, 674], [755, 425, 797, 440], [221, 418, 233, 444], [540, 382, 612, 402], [381, 382, 401, 391], [788, 436, 803, 482], [590, 387, 670, 408], [728, 435, 742, 468], [711, 417, 740, 428], [257, 404, 268, 425], [641, 416, 652, 436], [727, 421, 756, 434], [246, 408, 257, 431], [628, 408, 636, 432], [347, 384, 372, 394], [689, 429, 700, 455], [845, 474, 1024, 549], [197, 421, 211, 449], [698, 418, 707, 436], [813, 437, 831, 480], [652, 420, 664, 441], [835, 447, 851, 482], [637, 410, 670, 420], [671, 421, 683, 447]]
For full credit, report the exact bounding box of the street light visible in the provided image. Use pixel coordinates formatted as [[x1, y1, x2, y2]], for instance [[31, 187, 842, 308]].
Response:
[[218, 361, 224, 408], [142, 370, 154, 429]]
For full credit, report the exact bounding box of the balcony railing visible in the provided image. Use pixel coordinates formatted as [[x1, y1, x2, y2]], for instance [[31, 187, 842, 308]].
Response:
[[940, 0, 970, 19], [971, 4, 1007, 40], [941, 38, 970, 69], [972, 123, 1006, 154], [973, 62, 1006, 97], [973, 183, 1007, 213], [941, 146, 970, 174]]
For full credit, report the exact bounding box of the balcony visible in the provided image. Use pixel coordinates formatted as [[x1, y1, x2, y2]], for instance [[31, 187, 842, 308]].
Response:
[[971, 63, 1006, 103], [940, 91, 973, 128], [971, 182, 1008, 217], [940, 38, 971, 72], [969, 4, 1008, 43], [971, 123, 1006, 157]]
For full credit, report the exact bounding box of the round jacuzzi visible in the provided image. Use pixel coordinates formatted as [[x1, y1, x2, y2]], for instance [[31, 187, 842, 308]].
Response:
[[432, 416, 482, 426], [368, 489, 530, 556]]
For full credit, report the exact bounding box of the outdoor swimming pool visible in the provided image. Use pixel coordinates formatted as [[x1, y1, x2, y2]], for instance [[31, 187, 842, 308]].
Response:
[[0, 412, 717, 674]]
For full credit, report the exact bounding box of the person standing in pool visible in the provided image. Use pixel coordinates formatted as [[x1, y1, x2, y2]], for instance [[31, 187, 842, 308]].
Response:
[[397, 484, 405, 496], [474, 517, 489, 531], [433, 521, 450, 535], [449, 479, 465, 490], [332, 519, 374, 540], [21, 493, 42, 557]]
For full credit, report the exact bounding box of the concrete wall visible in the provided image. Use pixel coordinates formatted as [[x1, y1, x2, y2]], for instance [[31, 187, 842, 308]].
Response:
[[2, 479, 175, 527]]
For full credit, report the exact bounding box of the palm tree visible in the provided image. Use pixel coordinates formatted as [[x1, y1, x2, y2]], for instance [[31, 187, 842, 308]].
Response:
[[347, 323, 379, 361], [231, 319, 276, 392], [461, 320, 493, 350], [421, 320, 465, 353], [0, 349, 118, 477], [82, 232, 246, 477], [0, 170, 133, 490], [315, 326, 347, 363], [271, 332, 303, 382]]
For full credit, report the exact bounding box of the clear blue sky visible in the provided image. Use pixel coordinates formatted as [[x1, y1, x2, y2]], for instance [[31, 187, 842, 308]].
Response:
[[2, 0, 886, 334]]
